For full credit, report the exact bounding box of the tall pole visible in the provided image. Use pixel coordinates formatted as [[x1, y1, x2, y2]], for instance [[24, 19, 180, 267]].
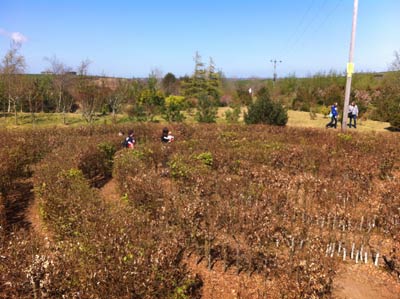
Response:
[[270, 59, 282, 83], [342, 0, 359, 132]]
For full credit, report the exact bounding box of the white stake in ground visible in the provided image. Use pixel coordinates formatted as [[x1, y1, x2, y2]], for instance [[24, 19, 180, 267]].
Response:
[[374, 253, 379, 266]]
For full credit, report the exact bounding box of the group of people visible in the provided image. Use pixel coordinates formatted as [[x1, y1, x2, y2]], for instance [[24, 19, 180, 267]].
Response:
[[121, 127, 174, 149], [326, 101, 359, 129]]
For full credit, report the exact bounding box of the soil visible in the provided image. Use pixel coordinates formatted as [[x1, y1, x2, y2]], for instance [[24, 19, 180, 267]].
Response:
[[26, 186, 53, 243], [185, 254, 279, 299], [99, 178, 121, 203], [185, 253, 400, 299], [4, 180, 34, 232], [332, 263, 400, 299]]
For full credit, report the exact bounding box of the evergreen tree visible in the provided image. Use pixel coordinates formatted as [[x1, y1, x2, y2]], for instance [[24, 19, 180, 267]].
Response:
[[182, 52, 222, 102], [244, 87, 288, 126], [195, 93, 217, 123], [181, 52, 208, 100], [206, 57, 222, 101]]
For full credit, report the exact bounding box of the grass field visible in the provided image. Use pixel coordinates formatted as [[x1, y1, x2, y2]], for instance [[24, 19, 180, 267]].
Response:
[[217, 107, 392, 133], [286, 110, 391, 132], [0, 108, 392, 133]]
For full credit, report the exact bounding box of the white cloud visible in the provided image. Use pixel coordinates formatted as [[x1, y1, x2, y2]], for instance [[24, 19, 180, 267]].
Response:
[[0, 28, 28, 44], [11, 32, 28, 43]]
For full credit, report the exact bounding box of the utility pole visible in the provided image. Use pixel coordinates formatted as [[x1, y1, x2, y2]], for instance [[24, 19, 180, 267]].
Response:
[[270, 59, 282, 83], [342, 0, 359, 132]]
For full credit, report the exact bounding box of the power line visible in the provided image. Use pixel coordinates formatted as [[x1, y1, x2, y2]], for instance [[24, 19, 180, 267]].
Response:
[[280, 0, 316, 54], [283, 0, 329, 57], [311, 0, 344, 36], [270, 59, 282, 82], [284, 0, 344, 60]]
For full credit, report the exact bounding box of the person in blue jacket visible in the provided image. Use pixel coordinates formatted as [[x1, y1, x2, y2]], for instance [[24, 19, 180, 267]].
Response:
[[326, 102, 338, 128]]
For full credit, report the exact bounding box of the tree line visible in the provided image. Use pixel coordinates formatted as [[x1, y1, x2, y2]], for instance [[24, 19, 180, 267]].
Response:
[[0, 42, 399, 128]]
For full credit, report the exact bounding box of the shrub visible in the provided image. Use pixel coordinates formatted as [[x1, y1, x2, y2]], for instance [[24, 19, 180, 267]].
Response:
[[244, 87, 288, 126], [163, 95, 186, 122], [224, 106, 241, 123], [319, 105, 330, 117], [77, 142, 116, 187], [113, 149, 163, 210], [195, 152, 213, 167], [388, 95, 400, 129], [168, 154, 192, 180]]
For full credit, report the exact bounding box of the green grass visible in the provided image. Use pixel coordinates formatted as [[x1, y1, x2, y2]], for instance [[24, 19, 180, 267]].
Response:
[[0, 109, 392, 133]]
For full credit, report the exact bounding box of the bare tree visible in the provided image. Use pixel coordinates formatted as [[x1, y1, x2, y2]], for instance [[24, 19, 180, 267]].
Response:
[[74, 59, 101, 123], [44, 55, 74, 124], [77, 59, 91, 76], [0, 42, 26, 125], [21, 76, 41, 125], [108, 79, 130, 123]]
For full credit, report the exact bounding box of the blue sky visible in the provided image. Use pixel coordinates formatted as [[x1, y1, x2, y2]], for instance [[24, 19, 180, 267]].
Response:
[[1, 0, 399, 78]]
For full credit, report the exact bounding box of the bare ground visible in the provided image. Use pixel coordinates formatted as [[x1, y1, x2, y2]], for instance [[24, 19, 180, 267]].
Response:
[[99, 178, 121, 203], [332, 263, 400, 299], [4, 180, 33, 232], [185, 254, 279, 299]]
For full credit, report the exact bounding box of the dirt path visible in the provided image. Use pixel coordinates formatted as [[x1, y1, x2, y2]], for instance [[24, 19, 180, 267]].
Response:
[[99, 178, 121, 203], [332, 263, 400, 299], [185, 254, 279, 299], [186, 257, 400, 299], [4, 180, 34, 232], [27, 189, 54, 244]]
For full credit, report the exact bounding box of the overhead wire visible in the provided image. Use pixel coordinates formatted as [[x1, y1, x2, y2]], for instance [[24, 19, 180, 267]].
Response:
[[288, 0, 345, 70], [282, 0, 329, 58], [312, 0, 344, 36], [279, 0, 316, 54]]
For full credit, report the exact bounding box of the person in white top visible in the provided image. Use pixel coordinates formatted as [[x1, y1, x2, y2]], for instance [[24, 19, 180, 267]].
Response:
[[349, 102, 359, 128], [167, 131, 174, 142]]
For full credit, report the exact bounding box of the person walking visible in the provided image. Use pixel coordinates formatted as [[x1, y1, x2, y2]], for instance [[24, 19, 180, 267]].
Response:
[[326, 102, 339, 128], [349, 102, 359, 128]]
